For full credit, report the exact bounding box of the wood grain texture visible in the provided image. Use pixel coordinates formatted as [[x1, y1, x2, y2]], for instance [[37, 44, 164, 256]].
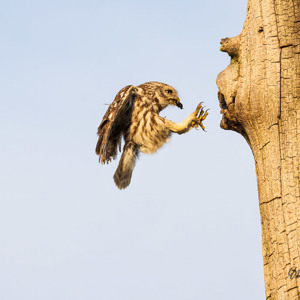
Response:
[[217, 0, 299, 298]]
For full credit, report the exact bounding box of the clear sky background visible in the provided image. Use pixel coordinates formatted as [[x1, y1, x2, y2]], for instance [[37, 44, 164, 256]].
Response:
[[1, 0, 265, 299]]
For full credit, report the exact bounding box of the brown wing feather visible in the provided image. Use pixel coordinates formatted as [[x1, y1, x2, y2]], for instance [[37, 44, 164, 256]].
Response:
[[96, 85, 136, 164]]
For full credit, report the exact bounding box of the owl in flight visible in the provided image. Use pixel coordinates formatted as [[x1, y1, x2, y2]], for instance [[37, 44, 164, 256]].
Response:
[[96, 82, 208, 189]]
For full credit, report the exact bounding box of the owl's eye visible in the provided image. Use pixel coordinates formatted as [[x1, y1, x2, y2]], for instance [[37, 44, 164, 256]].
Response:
[[166, 89, 173, 94]]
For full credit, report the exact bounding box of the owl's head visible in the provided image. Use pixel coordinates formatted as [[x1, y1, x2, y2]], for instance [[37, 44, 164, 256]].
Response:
[[138, 82, 183, 110]]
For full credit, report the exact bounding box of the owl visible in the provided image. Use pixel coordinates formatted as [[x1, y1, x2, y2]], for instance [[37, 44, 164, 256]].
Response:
[[96, 82, 208, 189]]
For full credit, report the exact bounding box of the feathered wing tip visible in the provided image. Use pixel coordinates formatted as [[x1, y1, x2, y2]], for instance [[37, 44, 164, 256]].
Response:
[[96, 125, 121, 164], [95, 85, 136, 164], [113, 142, 139, 189]]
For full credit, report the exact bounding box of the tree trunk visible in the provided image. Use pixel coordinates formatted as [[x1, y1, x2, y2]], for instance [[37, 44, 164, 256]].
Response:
[[216, 0, 299, 299]]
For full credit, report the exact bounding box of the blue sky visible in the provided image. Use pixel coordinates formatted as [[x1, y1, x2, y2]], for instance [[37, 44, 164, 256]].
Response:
[[0, 1, 265, 299]]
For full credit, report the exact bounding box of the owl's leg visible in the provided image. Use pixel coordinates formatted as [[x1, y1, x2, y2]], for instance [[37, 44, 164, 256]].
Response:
[[163, 102, 208, 134]]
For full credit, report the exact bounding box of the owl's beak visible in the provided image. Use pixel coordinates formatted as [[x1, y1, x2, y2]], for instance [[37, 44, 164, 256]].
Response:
[[172, 97, 183, 109]]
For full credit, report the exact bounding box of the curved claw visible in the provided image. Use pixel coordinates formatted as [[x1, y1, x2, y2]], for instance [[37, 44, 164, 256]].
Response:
[[194, 102, 203, 115], [192, 101, 209, 132]]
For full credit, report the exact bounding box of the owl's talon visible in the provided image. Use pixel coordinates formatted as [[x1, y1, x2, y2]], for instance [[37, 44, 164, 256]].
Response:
[[192, 101, 208, 132]]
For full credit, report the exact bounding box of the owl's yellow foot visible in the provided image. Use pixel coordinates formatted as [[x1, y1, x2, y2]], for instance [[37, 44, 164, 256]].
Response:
[[192, 102, 209, 131]]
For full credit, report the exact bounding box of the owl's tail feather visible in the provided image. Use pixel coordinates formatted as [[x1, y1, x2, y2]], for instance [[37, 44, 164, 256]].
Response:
[[113, 141, 139, 189]]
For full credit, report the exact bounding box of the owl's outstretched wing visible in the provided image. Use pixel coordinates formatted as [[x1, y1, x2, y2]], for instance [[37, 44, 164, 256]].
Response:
[[96, 85, 137, 164]]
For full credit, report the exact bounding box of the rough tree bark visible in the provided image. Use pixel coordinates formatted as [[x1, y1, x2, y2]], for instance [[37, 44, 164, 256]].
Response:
[[216, 0, 299, 299]]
